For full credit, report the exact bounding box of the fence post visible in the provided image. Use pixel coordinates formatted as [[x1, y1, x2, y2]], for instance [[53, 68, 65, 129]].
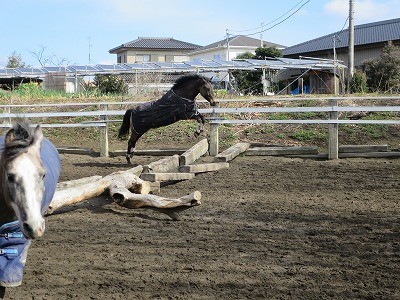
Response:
[[209, 103, 219, 156], [328, 98, 339, 159], [99, 104, 109, 157]]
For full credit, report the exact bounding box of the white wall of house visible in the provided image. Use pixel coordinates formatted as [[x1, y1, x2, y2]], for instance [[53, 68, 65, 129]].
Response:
[[189, 46, 259, 62], [117, 50, 191, 63]]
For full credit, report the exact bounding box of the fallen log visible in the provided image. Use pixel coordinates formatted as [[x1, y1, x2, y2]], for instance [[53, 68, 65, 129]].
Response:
[[48, 165, 200, 218], [140, 172, 195, 182], [48, 179, 110, 214], [111, 190, 201, 209], [143, 155, 180, 173], [179, 139, 208, 166], [57, 175, 103, 190], [178, 162, 229, 174], [48, 166, 148, 214], [111, 191, 201, 221], [246, 146, 319, 156], [214, 142, 250, 162]]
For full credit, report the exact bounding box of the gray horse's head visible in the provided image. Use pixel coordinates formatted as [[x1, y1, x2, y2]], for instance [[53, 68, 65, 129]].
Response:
[[1, 122, 46, 239]]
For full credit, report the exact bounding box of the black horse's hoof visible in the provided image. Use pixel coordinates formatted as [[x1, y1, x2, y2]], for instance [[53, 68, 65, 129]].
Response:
[[126, 156, 132, 164], [194, 131, 200, 138]]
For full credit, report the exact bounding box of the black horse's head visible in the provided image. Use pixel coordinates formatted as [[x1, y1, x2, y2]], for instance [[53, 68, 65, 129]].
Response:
[[172, 74, 216, 106], [198, 76, 216, 106]]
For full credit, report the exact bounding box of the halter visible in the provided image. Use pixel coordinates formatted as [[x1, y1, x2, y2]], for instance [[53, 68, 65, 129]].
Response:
[[170, 89, 196, 102]]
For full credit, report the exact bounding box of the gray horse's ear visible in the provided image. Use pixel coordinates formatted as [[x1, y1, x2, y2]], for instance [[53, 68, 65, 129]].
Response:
[[5, 128, 15, 144], [33, 125, 44, 147]]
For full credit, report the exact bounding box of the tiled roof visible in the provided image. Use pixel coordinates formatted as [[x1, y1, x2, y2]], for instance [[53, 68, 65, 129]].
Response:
[[109, 37, 201, 53], [283, 18, 400, 56], [191, 35, 286, 53]]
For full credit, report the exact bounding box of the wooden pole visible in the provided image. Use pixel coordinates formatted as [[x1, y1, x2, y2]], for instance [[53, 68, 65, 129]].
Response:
[[328, 98, 339, 159], [209, 102, 219, 156], [99, 104, 109, 157]]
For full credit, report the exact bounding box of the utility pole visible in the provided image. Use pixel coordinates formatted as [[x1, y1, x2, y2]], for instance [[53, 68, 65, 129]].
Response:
[[226, 29, 230, 61], [348, 0, 355, 91], [88, 37, 92, 65], [260, 22, 264, 47]]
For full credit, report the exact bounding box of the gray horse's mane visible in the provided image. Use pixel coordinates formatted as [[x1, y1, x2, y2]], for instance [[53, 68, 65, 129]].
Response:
[[2, 121, 37, 162]]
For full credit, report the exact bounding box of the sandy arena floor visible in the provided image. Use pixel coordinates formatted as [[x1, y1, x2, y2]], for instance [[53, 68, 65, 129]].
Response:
[[4, 153, 400, 299]]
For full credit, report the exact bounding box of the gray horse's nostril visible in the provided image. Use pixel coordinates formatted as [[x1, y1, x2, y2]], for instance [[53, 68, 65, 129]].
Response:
[[23, 222, 34, 235]]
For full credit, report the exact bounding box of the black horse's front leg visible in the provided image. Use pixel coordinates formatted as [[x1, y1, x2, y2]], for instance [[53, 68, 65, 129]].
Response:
[[193, 114, 205, 138], [126, 131, 142, 164]]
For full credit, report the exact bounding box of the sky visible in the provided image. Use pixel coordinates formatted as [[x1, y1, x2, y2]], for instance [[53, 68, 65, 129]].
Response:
[[1, 0, 399, 67]]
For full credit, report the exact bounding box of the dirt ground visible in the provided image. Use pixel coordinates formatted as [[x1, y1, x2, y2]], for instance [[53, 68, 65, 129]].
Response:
[[3, 151, 400, 299]]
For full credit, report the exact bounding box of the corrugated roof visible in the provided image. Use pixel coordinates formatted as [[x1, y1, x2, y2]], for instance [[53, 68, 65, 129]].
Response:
[[191, 35, 286, 54], [283, 18, 400, 56], [109, 37, 201, 53]]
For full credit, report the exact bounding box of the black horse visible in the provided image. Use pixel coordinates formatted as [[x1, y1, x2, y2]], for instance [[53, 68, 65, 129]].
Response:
[[118, 74, 216, 164]]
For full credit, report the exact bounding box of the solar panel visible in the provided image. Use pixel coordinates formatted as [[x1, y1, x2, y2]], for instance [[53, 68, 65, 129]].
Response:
[[0, 59, 346, 79]]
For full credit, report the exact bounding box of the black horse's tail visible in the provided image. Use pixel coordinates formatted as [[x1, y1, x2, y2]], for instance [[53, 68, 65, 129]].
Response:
[[118, 109, 132, 139]]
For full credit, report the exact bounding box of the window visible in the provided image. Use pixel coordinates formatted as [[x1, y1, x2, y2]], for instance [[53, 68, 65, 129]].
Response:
[[136, 54, 151, 62]]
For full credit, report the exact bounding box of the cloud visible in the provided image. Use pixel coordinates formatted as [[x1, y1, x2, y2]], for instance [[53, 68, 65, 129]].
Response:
[[324, 0, 400, 22]]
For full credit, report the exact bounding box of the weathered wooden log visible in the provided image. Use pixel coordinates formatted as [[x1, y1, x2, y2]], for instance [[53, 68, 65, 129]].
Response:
[[339, 144, 388, 153], [110, 149, 186, 157], [48, 179, 110, 214], [105, 171, 151, 195], [111, 190, 201, 209], [214, 142, 250, 162], [178, 162, 229, 174], [143, 155, 180, 173], [140, 172, 195, 182], [246, 146, 319, 156], [48, 166, 147, 214], [48, 164, 199, 217], [56, 175, 103, 190], [179, 139, 208, 166]]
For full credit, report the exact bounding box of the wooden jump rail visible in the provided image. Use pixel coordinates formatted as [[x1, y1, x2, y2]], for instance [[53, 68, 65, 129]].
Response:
[[1, 96, 399, 159]]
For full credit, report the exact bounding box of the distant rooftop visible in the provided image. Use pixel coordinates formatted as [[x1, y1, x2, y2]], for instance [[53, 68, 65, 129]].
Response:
[[283, 18, 400, 56], [191, 35, 286, 54], [109, 37, 201, 53]]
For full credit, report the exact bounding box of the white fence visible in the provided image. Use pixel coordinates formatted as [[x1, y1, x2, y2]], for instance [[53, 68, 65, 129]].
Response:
[[1, 96, 399, 159]]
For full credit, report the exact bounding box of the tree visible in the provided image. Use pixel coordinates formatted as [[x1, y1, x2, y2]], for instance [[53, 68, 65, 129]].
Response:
[[6, 51, 26, 68], [30, 45, 70, 66], [362, 41, 400, 93], [254, 47, 282, 59], [236, 51, 255, 59], [232, 46, 282, 95], [93, 74, 128, 94]]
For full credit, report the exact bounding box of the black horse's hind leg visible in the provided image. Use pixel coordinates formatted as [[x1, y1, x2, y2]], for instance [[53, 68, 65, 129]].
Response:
[[193, 114, 205, 138], [126, 131, 142, 164], [0, 287, 5, 299]]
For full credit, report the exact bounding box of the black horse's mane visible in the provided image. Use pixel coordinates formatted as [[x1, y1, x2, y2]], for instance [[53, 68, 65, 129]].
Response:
[[172, 74, 204, 90], [2, 121, 37, 162]]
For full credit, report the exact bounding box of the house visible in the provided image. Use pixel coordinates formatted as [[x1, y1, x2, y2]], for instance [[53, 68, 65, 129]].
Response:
[[283, 18, 400, 68], [108, 37, 201, 64], [188, 35, 286, 61]]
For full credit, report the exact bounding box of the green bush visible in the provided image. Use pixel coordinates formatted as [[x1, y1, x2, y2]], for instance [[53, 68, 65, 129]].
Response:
[[93, 75, 128, 95], [363, 42, 400, 93], [350, 69, 368, 93]]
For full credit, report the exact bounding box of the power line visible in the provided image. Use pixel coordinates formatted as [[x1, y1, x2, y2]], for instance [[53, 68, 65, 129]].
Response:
[[246, 0, 311, 37], [227, 0, 311, 37]]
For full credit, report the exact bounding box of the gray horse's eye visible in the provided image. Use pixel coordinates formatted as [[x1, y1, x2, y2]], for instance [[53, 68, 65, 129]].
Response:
[[7, 173, 15, 183]]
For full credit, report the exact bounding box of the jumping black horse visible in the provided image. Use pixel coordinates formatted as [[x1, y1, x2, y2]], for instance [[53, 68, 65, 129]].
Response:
[[118, 74, 216, 164]]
